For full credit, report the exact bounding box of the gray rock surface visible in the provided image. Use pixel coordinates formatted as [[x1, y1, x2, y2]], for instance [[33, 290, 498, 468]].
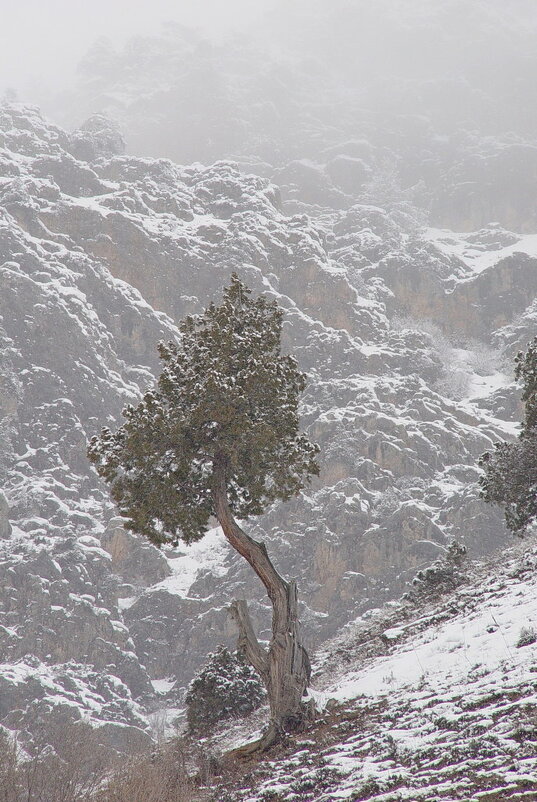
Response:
[[0, 491, 11, 539], [0, 101, 532, 748]]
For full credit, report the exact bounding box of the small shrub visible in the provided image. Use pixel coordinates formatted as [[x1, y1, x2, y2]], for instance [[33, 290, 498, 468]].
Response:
[[185, 646, 266, 734], [445, 540, 468, 566], [96, 742, 197, 802], [435, 369, 471, 401], [404, 540, 467, 602], [352, 777, 381, 800], [511, 721, 537, 743], [290, 775, 317, 794], [290, 767, 340, 794], [259, 792, 284, 802], [516, 626, 537, 648], [0, 723, 203, 802], [435, 716, 457, 731], [0, 721, 109, 802]]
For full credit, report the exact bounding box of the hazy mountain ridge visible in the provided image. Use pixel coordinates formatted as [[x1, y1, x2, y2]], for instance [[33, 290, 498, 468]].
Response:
[[43, 0, 537, 236], [1, 97, 534, 755]]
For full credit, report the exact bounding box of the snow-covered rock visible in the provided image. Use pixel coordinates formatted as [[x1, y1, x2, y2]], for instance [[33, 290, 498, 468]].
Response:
[[0, 100, 534, 751]]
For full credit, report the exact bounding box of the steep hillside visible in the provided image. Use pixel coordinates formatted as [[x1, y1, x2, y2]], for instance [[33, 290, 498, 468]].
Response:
[[0, 100, 534, 750], [204, 540, 537, 801]]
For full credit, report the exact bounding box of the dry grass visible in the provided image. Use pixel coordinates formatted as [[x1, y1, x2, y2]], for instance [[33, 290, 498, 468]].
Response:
[[0, 725, 214, 802], [0, 722, 107, 802]]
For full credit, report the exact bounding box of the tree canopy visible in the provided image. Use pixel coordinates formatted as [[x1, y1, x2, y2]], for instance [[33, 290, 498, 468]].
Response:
[[87, 274, 319, 546], [479, 337, 537, 533]]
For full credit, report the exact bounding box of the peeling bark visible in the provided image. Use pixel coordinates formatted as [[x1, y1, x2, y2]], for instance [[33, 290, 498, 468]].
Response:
[[229, 600, 269, 683], [212, 456, 312, 753]]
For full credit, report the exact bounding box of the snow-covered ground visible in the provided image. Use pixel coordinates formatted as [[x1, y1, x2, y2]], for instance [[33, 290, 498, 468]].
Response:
[[155, 528, 230, 598], [427, 228, 537, 276], [213, 542, 537, 801]]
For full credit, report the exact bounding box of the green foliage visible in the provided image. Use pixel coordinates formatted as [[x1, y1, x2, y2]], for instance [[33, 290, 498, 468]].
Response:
[[444, 539, 468, 566], [88, 274, 319, 546], [352, 777, 381, 800], [515, 337, 537, 433], [479, 435, 537, 533], [479, 337, 537, 534], [405, 540, 468, 601], [185, 646, 266, 733]]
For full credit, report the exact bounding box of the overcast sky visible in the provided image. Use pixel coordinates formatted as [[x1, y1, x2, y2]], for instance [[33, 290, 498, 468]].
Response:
[[0, 0, 276, 97]]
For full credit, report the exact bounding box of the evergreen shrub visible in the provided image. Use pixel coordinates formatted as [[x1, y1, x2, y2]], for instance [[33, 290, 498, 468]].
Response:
[[186, 646, 266, 733]]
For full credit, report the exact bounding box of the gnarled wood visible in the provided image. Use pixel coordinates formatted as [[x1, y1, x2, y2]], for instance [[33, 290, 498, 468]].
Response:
[[224, 720, 282, 760], [212, 456, 312, 753], [229, 600, 269, 683]]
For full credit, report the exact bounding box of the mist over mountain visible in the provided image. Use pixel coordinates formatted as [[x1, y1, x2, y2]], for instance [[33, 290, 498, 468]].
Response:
[[1, 2, 537, 797], [33, 0, 537, 237]]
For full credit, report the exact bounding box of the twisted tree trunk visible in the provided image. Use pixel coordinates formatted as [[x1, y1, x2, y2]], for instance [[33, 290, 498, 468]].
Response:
[[212, 457, 312, 754]]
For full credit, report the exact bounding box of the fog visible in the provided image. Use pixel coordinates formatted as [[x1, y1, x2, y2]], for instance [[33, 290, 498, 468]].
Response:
[[7, 0, 537, 107], [3, 0, 537, 229], [0, 0, 275, 97]]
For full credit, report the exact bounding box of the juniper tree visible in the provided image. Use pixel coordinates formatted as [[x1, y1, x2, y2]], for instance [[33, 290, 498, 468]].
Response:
[[88, 274, 319, 751], [479, 337, 537, 533], [185, 645, 266, 734]]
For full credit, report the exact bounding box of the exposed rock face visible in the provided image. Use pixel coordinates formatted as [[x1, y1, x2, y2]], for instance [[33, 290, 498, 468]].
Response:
[[68, 114, 125, 162], [101, 518, 172, 589], [0, 102, 532, 743], [0, 104, 175, 749], [430, 143, 537, 233], [0, 492, 11, 539]]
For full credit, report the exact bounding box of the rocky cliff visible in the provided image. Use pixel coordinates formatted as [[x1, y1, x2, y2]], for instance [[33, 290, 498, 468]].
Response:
[[0, 94, 534, 749]]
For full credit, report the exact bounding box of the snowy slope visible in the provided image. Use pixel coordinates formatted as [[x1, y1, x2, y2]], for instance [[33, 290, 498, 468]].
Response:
[[209, 542, 537, 801]]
